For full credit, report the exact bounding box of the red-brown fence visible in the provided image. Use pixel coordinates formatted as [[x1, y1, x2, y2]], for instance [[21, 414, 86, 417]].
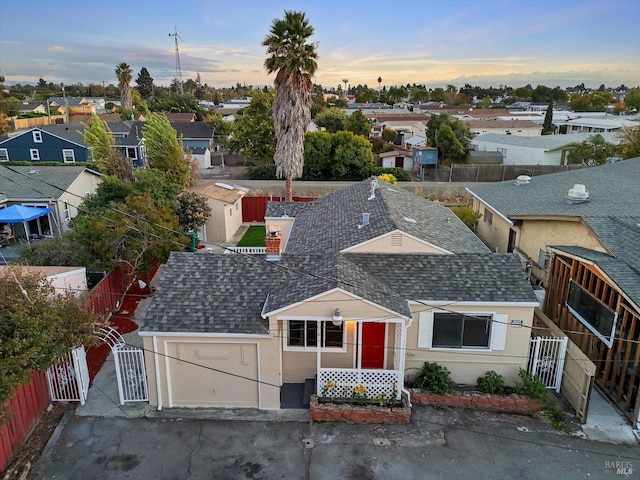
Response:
[[0, 371, 50, 473], [0, 267, 132, 473], [242, 196, 315, 223], [83, 266, 131, 315]]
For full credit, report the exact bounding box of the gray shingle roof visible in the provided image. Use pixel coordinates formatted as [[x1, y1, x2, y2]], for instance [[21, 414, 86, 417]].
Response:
[[0, 165, 96, 200], [265, 201, 313, 217], [142, 250, 537, 334], [347, 253, 538, 303], [472, 132, 620, 150], [550, 245, 640, 307], [285, 178, 488, 254], [467, 157, 640, 218], [39, 125, 87, 145]]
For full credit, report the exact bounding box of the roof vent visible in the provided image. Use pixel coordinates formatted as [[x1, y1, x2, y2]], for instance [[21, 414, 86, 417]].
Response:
[[566, 184, 589, 204], [514, 175, 531, 186], [368, 179, 379, 200], [215, 182, 234, 190], [358, 213, 370, 229]]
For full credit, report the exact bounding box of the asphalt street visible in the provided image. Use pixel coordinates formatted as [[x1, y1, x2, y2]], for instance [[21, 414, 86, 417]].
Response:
[[30, 405, 639, 480]]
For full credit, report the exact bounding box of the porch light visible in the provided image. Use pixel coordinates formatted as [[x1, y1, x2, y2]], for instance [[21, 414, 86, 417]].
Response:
[[332, 308, 343, 326]]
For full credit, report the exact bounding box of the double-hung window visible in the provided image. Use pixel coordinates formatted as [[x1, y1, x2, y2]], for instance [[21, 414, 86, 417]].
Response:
[[33, 131, 42, 143], [287, 320, 344, 349], [62, 149, 75, 163], [30, 149, 40, 161], [0, 149, 8, 162]]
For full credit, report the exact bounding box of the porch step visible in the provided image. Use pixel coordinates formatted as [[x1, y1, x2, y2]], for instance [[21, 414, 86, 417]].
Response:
[[303, 378, 316, 408]]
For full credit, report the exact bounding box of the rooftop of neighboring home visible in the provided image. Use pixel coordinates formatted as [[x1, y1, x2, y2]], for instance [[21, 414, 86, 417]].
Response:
[[466, 119, 541, 129], [189, 181, 248, 203], [471, 132, 620, 150], [38, 124, 86, 144], [171, 121, 214, 139], [163, 112, 196, 122], [370, 113, 429, 124], [276, 178, 489, 255], [0, 165, 100, 200], [466, 157, 640, 219]]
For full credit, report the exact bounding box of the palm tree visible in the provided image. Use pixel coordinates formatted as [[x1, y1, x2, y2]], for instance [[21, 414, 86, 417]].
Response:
[[263, 11, 318, 202], [377, 76, 382, 92], [115, 62, 133, 109]]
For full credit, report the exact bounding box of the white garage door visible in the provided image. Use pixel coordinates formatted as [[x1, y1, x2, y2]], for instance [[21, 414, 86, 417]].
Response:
[[167, 342, 259, 408]]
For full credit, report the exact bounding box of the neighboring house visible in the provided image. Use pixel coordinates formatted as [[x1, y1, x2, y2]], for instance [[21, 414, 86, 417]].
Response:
[[0, 165, 102, 236], [165, 112, 196, 122], [403, 135, 426, 149], [466, 157, 640, 284], [188, 181, 247, 243], [465, 156, 640, 426], [48, 97, 105, 115], [186, 146, 211, 169], [116, 135, 146, 168], [141, 179, 537, 410], [0, 126, 89, 163], [379, 148, 414, 170], [466, 119, 541, 137], [560, 116, 637, 134], [471, 132, 620, 166], [19, 101, 48, 115], [172, 122, 215, 150], [0, 265, 88, 295]]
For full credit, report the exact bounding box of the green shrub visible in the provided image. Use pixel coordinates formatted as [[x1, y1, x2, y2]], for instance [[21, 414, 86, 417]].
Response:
[[476, 370, 505, 394], [372, 167, 411, 181], [451, 206, 481, 231], [514, 368, 547, 401], [246, 163, 276, 180], [414, 362, 455, 394]]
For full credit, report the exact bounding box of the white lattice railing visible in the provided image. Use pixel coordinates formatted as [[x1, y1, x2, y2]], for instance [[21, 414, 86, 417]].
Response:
[[224, 247, 267, 254], [317, 368, 402, 400]]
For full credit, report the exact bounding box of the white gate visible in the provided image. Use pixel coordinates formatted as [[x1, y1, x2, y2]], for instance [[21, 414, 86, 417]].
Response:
[[114, 347, 148, 403], [97, 327, 148, 404], [527, 336, 568, 393], [46, 346, 90, 405]]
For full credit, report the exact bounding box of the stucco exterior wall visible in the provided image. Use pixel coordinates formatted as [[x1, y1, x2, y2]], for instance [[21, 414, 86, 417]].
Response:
[[346, 231, 447, 254], [142, 334, 280, 410], [518, 220, 604, 262], [473, 199, 512, 253], [405, 304, 535, 385]]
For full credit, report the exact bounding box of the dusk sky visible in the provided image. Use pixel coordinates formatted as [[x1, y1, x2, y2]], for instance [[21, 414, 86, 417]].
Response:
[[1, 0, 639, 91]]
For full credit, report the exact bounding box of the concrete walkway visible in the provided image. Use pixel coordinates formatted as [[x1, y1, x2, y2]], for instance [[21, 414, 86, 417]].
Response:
[[581, 387, 638, 444]]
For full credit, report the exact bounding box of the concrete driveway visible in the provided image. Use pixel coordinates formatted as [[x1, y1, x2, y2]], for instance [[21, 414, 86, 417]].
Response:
[[30, 405, 638, 480]]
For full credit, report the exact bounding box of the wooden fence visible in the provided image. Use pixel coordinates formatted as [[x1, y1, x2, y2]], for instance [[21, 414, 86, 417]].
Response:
[[0, 371, 50, 473], [11, 115, 66, 130], [242, 196, 315, 223], [0, 267, 131, 473], [533, 309, 596, 423]]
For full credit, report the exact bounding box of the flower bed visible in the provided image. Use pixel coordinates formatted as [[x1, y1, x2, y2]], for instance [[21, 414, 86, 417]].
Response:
[[309, 395, 411, 424], [410, 389, 542, 414]]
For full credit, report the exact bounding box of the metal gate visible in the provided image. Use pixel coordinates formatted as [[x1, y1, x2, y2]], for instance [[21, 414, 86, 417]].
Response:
[[97, 327, 148, 404], [527, 336, 568, 393], [46, 346, 89, 405]]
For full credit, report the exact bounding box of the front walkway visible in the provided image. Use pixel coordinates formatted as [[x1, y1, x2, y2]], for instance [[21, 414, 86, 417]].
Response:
[[581, 387, 638, 444]]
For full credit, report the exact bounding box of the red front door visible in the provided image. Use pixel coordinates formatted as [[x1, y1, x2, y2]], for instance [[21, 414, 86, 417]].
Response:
[[361, 322, 386, 369]]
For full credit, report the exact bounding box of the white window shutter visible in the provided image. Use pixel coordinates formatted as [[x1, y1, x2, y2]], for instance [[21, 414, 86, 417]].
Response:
[[418, 311, 433, 349], [491, 314, 508, 351]]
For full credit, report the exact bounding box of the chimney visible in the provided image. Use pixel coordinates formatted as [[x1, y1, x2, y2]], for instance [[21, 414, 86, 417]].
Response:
[[265, 224, 282, 261]]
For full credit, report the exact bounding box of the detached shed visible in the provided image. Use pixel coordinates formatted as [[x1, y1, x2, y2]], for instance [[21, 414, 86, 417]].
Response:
[[189, 182, 248, 243]]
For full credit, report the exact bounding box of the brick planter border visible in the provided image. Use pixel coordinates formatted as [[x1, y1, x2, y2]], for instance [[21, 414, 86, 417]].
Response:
[[410, 389, 542, 414], [308, 395, 412, 424]]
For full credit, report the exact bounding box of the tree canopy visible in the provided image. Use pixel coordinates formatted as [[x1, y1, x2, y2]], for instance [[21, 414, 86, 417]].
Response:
[[82, 113, 134, 182], [227, 90, 276, 163], [142, 113, 192, 188], [135, 67, 154, 99], [345, 109, 371, 137], [567, 134, 616, 166], [314, 107, 346, 133], [0, 267, 101, 415], [115, 62, 133, 109], [263, 10, 318, 201]]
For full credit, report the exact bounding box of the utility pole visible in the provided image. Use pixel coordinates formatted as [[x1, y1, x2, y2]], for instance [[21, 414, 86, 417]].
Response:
[[169, 26, 184, 95]]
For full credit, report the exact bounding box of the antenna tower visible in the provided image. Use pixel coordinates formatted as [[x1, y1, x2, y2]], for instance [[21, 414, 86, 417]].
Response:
[[169, 26, 184, 94]]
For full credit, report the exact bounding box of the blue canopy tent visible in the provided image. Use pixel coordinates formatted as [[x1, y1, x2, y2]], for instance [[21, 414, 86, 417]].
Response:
[[0, 205, 53, 245]]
